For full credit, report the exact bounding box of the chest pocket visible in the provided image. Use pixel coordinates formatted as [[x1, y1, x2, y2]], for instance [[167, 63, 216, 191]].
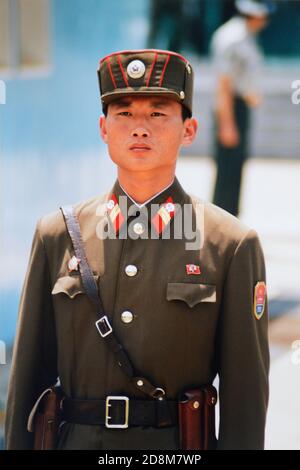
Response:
[[166, 283, 216, 308], [51, 275, 98, 299]]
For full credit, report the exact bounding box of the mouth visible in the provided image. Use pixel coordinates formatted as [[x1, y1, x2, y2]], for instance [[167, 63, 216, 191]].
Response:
[[129, 144, 152, 152]]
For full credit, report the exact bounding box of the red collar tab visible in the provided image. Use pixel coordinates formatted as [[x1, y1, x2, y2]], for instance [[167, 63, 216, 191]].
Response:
[[106, 194, 125, 234], [107, 194, 176, 235], [151, 196, 175, 235]]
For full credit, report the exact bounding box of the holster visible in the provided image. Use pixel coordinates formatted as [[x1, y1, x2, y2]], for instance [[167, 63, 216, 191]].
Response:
[[178, 385, 217, 450], [28, 386, 64, 450]]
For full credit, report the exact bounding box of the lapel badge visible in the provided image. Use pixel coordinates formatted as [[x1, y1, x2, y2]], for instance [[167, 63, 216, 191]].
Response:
[[68, 255, 80, 272], [253, 281, 266, 320], [186, 264, 201, 275]]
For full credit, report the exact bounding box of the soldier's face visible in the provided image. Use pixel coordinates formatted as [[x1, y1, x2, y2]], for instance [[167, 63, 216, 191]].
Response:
[[99, 96, 197, 173]]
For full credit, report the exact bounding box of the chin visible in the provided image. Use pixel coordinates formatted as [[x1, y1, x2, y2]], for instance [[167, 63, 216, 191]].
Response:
[[124, 163, 158, 172], [117, 159, 160, 172]]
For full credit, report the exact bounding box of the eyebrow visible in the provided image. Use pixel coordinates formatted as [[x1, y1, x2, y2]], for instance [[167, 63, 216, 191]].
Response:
[[150, 100, 171, 108], [111, 99, 133, 109]]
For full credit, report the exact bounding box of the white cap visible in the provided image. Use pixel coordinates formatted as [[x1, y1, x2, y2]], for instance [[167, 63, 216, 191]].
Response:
[[235, 0, 276, 17]]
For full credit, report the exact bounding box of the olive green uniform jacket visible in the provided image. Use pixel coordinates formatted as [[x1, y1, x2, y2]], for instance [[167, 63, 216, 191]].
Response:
[[5, 177, 269, 450]]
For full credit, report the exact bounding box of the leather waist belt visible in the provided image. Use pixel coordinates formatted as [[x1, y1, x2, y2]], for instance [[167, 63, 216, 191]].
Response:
[[62, 396, 178, 429]]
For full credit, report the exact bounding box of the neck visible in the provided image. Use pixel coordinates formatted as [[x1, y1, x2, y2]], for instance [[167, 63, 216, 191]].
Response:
[[117, 167, 176, 204]]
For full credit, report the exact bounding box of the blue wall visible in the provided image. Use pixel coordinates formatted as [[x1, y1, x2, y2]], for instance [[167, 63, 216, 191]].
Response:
[[0, 0, 149, 343]]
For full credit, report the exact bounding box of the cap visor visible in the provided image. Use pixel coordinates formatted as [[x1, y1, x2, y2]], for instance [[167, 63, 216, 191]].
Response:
[[101, 88, 182, 105]]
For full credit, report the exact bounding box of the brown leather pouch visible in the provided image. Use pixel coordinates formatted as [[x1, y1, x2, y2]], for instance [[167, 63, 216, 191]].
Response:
[[178, 385, 217, 450], [28, 387, 64, 450]]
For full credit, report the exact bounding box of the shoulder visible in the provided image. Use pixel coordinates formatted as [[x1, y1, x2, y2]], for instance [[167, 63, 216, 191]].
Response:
[[189, 194, 260, 252], [36, 192, 109, 243], [211, 16, 248, 53]]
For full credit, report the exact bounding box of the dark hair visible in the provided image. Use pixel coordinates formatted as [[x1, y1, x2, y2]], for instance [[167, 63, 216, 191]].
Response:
[[181, 105, 191, 121], [103, 102, 191, 121]]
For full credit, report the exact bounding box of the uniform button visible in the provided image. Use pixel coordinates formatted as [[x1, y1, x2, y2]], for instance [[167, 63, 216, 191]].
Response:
[[125, 264, 138, 277], [121, 310, 134, 324], [133, 222, 145, 235]]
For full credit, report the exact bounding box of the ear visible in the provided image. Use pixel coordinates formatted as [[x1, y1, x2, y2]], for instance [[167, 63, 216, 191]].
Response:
[[99, 115, 108, 143], [181, 118, 198, 147]]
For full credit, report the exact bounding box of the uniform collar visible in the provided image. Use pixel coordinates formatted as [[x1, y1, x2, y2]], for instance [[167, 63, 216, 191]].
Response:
[[119, 178, 175, 208], [106, 176, 189, 236]]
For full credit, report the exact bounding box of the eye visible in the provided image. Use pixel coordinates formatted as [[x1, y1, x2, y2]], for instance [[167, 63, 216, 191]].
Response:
[[118, 111, 131, 116], [151, 112, 165, 117]]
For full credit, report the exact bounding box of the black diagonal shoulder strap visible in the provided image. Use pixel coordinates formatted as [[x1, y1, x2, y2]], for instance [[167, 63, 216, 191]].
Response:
[[60, 205, 104, 313], [60, 205, 166, 403]]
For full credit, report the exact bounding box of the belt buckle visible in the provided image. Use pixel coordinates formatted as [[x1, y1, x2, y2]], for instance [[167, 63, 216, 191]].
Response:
[[95, 315, 112, 338], [105, 396, 129, 429]]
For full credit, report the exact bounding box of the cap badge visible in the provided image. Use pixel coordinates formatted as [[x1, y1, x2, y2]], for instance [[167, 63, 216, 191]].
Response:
[[127, 60, 146, 79]]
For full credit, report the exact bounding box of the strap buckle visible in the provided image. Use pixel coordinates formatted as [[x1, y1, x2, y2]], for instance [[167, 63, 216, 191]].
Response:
[[95, 315, 112, 338], [105, 396, 129, 429]]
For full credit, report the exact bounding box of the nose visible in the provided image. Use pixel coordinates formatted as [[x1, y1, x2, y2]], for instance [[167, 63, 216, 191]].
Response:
[[131, 127, 150, 138]]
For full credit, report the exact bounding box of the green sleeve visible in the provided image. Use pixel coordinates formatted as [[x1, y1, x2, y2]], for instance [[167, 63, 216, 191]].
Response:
[[216, 229, 270, 449], [5, 221, 58, 449]]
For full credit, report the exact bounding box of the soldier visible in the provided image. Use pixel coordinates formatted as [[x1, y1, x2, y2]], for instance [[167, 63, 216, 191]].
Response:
[[211, 0, 276, 216], [5, 49, 269, 450]]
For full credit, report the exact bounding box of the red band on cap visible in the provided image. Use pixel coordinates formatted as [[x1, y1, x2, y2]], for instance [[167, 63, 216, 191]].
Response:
[[146, 52, 158, 87], [100, 49, 188, 65], [117, 54, 129, 87], [106, 57, 117, 89], [159, 54, 171, 87]]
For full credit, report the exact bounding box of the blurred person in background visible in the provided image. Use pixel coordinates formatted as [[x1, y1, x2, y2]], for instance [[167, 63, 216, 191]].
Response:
[[211, 0, 276, 216]]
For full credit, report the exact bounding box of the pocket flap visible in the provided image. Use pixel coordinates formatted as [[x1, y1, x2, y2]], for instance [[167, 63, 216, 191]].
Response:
[[167, 283, 216, 308], [51, 275, 85, 299]]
